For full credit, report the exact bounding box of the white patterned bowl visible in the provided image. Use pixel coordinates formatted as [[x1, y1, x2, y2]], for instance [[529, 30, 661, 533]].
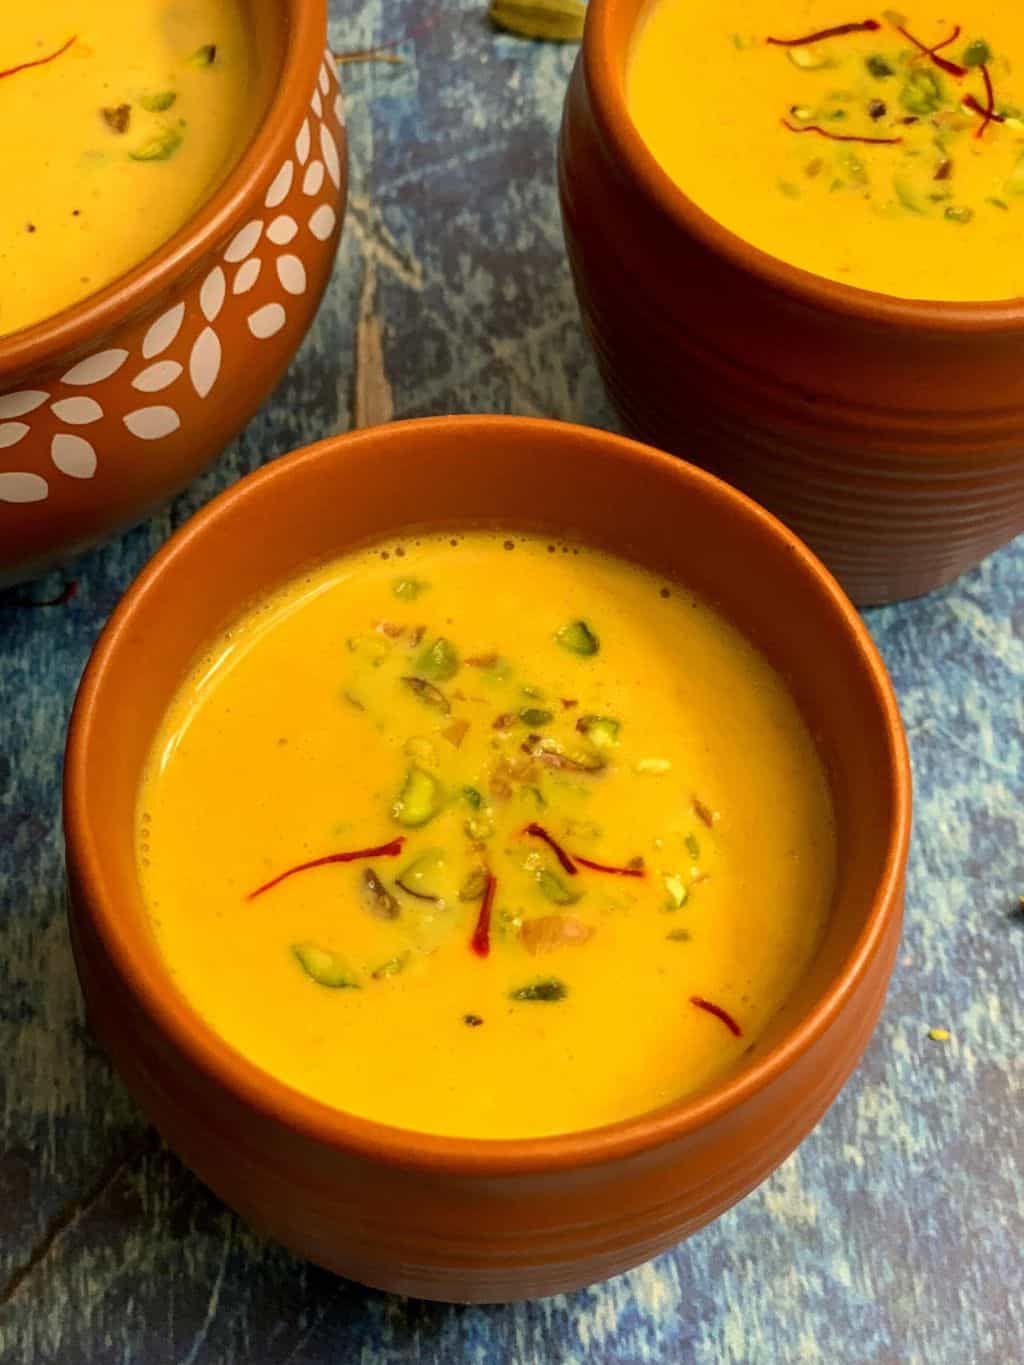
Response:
[[0, 0, 346, 586]]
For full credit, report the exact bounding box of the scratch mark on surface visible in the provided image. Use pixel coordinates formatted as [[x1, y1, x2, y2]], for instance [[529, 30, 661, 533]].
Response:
[[0, 1131, 158, 1308], [353, 261, 394, 429], [178, 1229, 230, 1365]]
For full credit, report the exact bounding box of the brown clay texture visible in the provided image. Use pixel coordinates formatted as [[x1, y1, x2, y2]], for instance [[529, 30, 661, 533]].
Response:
[[63, 416, 911, 1302], [558, 0, 1024, 606], [0, 0, 346, 588]]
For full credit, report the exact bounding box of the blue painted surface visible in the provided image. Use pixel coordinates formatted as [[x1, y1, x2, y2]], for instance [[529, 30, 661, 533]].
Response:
[[0, 2, 1021, 1359]]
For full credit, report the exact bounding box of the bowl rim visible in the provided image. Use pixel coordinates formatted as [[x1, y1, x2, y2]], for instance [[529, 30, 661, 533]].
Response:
[[579, 0, 1024, 329], [64, 415, 912, 1176], [0, 0, 328, 381]]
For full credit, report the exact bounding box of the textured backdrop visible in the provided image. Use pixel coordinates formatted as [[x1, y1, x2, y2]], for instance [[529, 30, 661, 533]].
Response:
[[0, 2, 1021, 1360]]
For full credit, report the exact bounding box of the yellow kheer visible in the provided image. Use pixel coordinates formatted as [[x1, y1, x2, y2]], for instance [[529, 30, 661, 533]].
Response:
[[0, 2, 266, 337], [627, 2, 1024, 300], [137, 532, 837, 1140]]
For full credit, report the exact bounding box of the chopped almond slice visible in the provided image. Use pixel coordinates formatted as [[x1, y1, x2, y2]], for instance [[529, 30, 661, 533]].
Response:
[[520, 914, 594, 955], [442, 718, 470, 748]]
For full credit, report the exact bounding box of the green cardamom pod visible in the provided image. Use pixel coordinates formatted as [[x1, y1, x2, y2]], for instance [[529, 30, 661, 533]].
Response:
[[488, 0, 585, 42]]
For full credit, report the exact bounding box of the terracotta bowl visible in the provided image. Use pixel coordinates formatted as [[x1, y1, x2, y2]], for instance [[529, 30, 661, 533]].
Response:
[[0, 0, 346, 588], [558, 0, 1024, 606], [64, 416, 911, 1302]]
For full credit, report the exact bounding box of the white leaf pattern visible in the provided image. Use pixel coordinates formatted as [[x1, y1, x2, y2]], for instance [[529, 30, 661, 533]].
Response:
[[248, 304, 287, 339], [0, 422, 30, 448], [264, 160, 294, 208], [224, 220, 263, 263], [320, 125, 341, 189], [308, 204, 337, 241], [189, 328, 222, 399], [132, 361, 183, 392], [51, 397, 103, 426], [232, 258, 262, 294], [61, 350, 128, 385], [276, 255, 307, 296], [0, 390, 48, 420], [295, 119, 311, 164], [0, 472, 47, 503], [51, 434, 98, 479], [200, 267, 226, 323], [123, 406, 181, 440], [142, 304, 186, 359], [302, 161, 325, 197], [267, 215, 299, 245]]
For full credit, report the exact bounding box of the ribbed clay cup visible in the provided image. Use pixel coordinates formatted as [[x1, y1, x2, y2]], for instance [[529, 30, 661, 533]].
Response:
[[558, 0, 1024, 606], [64, 417, 910, 1302], [0, 0, 346, 587]]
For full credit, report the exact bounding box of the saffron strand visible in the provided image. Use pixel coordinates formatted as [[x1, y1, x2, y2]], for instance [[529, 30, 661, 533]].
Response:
[[0, 34, 76, 82], [766, 18, 880, 47]]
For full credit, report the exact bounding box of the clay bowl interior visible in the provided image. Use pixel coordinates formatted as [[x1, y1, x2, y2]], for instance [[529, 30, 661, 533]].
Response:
[[64, 416, 911, 1301], [0, 0, 344, 586], [558, 0, 1024, 605]]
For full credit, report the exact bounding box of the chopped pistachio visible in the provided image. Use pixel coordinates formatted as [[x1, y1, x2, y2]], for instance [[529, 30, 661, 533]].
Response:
[[361, 867, 400, 919], [129, 127, 183, 161], [401, 676, 450, 713], [463, 1013, 484, 1026], [292, 942, 360, 989], [509, 978, 567, 1002], [392, 765, 442, 827], [392, 576, 428, 600], [988, 197, 1010, 210], [520, 707, 554, 727], [962, 38, 992, 68], [866, 54, 894, 78], [663, 874, 689, 910], [462, 785, 483, 809], [555, 619, 599, 656], [536, 868, 581, 905], [685, 833, 700, 861], [789, 104, 815, 122], [777, 179, 800, 200], [901, 69, 944, 116], [666, 928, 692, 942], [944, 205, 973, 224], [139, 91, 177, 112], [488, 0, 585, 42], [189, 43, 217, 66], [416, 636, 460, 680]]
